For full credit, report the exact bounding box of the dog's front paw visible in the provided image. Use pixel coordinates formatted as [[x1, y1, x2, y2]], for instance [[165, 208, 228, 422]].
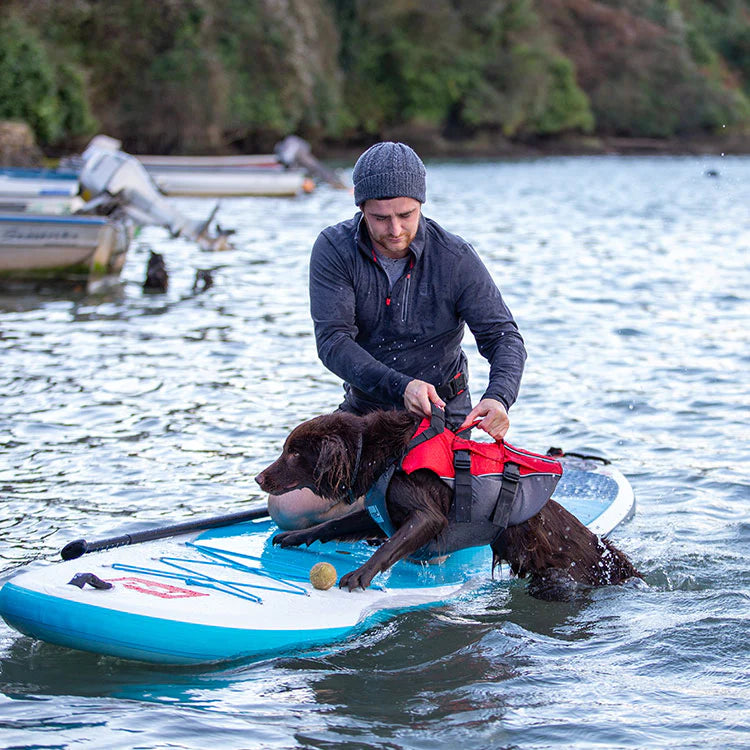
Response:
[[339, 566, 376, 591], [272, 531, 307, 548]]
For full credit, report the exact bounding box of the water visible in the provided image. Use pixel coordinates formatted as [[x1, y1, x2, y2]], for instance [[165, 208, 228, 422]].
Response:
[[1, 156, 748, 749]]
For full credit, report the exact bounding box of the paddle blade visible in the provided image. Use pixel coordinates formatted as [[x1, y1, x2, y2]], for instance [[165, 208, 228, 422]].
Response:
[[61, 539, 88, 561]]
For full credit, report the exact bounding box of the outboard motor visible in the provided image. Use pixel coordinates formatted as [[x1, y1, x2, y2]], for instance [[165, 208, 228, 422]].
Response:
[[77, 144, 230, 250], [275, 135, 348, 190]]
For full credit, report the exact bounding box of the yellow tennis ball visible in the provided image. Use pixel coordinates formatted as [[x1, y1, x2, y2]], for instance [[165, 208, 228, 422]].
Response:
[[310, 562, 337, 590]]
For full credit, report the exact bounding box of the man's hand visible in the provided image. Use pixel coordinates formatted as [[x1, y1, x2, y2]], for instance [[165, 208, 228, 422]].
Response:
[[404, 379, 446, 418], [459, 398, 509, 441]]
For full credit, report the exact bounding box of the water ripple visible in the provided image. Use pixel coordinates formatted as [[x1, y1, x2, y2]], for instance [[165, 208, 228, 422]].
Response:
[[0, 156, 748, 748]]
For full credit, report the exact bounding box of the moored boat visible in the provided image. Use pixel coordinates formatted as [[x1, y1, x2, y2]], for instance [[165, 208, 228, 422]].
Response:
[[145, 164, 311, 197], [0, 213, 132, 291], [67, 134, 347, 198], [0, 143, 233, 291], [135, 153, 279, 169], [0, 168, 82, 214], [134, 152, 313, 196]]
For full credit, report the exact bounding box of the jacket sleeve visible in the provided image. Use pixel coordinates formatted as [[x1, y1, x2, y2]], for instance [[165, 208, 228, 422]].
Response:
[[453, 245, 527, 409], [309, 231, 412, 402]]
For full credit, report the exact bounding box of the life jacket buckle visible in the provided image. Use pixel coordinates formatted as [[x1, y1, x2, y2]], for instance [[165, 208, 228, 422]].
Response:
[[436, 371, 467, 401], [453, 450, 471, 471]]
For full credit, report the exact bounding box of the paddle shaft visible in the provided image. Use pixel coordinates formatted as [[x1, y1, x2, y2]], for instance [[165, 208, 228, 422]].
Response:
[[60, 505, 269, 560]]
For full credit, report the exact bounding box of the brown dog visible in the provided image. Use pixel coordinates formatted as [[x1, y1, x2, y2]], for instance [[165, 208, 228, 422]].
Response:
[[256, 409, 641, 599]]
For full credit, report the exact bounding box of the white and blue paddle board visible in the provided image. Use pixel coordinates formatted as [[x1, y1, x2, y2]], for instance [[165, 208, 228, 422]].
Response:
[[0, 456, 635, 665]]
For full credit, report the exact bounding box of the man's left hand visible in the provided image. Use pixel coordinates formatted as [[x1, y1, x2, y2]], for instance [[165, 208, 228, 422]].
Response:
[[459, 398, 510, 441]]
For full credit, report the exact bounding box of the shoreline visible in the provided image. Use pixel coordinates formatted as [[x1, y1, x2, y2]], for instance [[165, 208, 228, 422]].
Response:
[[315, 131, 750, 162], [28, 131, 750, 168]]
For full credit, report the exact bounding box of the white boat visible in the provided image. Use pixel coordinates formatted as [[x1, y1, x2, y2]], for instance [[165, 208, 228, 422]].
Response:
[[134, 149, 307, 197], [0, 168, 82, 214], [135, 153, 279, 169], [72, 134, 346, 198], [0, 144, 233, 290], [145, 164, 311, 197], [0, 213, 132, 291]]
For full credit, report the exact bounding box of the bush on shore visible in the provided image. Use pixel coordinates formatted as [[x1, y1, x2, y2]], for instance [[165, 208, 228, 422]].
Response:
[[1, 0, 750, 154]]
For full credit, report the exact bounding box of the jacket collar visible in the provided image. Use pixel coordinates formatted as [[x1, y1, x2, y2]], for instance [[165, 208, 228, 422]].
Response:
[[355, 211, 426, 263]]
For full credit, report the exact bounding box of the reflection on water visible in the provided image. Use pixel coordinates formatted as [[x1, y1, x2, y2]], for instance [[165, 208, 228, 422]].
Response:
[[1, 156, 748, 748]]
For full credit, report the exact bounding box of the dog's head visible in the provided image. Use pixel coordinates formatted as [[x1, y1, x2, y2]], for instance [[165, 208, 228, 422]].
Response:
[[255, 412, 363, 501]]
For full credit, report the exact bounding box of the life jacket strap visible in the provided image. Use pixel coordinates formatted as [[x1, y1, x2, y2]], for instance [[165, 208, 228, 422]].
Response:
[[366, 407, 447, 537], [490, 462, 521, 527], [364, 462, 398, 537], [453, 449, 473, 523], [405, 403, 445, 452]]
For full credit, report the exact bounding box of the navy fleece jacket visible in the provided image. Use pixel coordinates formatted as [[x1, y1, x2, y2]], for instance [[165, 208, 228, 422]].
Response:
[[310, 212, 526, 415]]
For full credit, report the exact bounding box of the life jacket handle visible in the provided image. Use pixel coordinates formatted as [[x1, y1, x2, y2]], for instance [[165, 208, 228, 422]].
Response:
[[405, 403, 446, 452], [453, 419, 483, 438]]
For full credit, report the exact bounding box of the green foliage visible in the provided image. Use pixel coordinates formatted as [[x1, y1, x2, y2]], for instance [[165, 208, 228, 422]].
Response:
[[459, 1, 593, 137], [0, 14, 94, 144], [679, 0, 750, 90], [54, 62, 97, 138], [721, 26, 750, 81], [460, 43, 593, 136], [38, 0, 346, 152], [533, 56, 595, 135], [209, 0, 310, 144], [335, 0, 592, 139], [336, 1, 471, 132], [590, 47, 750, 138], [52, 0, 223, 152], [555, 0, 750, 137], [5, 0, 750, 151]]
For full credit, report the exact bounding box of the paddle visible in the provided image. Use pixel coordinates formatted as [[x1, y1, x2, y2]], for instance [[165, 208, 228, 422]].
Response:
[[60, 504, 270, 560]]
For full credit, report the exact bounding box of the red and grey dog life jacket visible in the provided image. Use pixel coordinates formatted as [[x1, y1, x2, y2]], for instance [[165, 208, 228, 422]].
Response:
[[364, 406, 563, 559]]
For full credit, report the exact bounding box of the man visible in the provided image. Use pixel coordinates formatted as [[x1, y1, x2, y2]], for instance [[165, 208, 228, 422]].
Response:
[[269, 141, 526, 529]]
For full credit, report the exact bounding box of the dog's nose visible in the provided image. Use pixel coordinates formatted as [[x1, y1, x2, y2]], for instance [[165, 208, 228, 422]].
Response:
[[255, 472, 265, 489]]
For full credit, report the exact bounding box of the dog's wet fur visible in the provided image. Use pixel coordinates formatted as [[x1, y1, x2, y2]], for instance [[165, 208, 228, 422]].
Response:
[[256, 410, 641, 599]]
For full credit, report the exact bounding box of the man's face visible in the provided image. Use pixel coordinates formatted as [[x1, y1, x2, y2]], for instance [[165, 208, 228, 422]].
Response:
[[361, 197, 421, 259]]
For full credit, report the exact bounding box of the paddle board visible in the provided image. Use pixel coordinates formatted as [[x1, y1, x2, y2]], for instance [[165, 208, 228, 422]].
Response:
[[0, 455, 635, 665]]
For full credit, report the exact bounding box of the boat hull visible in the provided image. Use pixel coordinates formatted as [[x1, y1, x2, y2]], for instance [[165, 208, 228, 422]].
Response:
[[0, 214, 131, 290], [0, 169, 82, 215], [136, 153, 279, 169], [147, 166, 309, 197]]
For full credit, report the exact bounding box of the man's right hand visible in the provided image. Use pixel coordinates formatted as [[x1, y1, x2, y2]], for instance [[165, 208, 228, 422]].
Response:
[[403, 379, 446, 418]]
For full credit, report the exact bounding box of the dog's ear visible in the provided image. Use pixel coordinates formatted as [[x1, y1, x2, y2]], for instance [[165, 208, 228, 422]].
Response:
[[313, 434, 353, 499]]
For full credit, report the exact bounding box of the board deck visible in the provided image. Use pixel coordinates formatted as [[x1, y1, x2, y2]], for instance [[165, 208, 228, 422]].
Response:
[[0, 457, 635, 665]]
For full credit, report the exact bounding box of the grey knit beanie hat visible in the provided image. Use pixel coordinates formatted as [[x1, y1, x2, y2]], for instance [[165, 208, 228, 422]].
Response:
[[353, 142, 426, 205]]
